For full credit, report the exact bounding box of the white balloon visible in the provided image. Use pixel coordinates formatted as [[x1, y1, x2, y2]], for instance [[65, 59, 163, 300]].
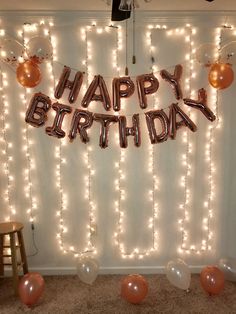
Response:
[[218, 257, 236, 282], [0, 38, 24, 65], [220, 41, 236, 65], [195, 43, 218, 66], [166, 259, 191, 290], [26, 36, 53, 63], [77, 257, 99, 285]]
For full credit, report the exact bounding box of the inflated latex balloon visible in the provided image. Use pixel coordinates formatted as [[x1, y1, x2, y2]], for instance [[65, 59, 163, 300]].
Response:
[[166, 259, 191, 290], [18, 272, 45, 307], [121, 274, 148, 304], [16, 60, 41, 88], [208, 63, 234, 90], [0, 38, 24, 65], [218, 257, 236, 282], [26, 36, 53, 63], [77, 257, 99, 285], [220, 41, 236, 65], [200, 266, 225, 295], [195, 43, 218, 67]]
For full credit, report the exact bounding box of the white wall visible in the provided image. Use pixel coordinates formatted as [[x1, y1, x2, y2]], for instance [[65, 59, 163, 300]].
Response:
[[1, 11, 236, 274]]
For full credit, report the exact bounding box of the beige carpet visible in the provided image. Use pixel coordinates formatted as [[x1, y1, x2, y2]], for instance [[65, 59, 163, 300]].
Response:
[[0, 274, 236, 313]]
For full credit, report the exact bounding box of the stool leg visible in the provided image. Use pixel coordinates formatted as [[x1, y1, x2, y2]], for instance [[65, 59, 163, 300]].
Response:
[[0, 235, 4, 276], [17, 230, 28, 274], [10, 233, 19, 296]]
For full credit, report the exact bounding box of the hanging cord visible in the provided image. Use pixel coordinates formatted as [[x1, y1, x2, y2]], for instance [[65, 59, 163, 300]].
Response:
[[125, 19, 129, 75], [27, 223, 39, 257], [132, 1, 136, 64]]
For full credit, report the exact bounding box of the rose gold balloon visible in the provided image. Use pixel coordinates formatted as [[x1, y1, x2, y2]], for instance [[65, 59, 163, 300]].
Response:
[[16, 60, 41, 88], [18, 272, 45, 307], [121, 274, 148, 304], [208, 63, 234, 90], [200, 266, 225, 295]]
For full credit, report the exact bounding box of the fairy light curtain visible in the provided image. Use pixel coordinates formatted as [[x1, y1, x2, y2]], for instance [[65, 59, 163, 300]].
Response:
[[0, 13, 235, 269]]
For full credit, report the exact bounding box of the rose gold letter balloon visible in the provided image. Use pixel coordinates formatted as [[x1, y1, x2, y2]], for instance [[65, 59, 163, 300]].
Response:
[[81, 75, 111, 111], [169, 103, 197, 139], [54, 66, 83, 104], [184, 88, 216, 122], [112, 77, 135, 111], [136, 73, 159, 109], [121, 274, 148, 304], [16, 60, 41, 88], [69, 109, 94, 143], [118, 114, 141, 148], [208, 63, 234, 90], [25, 92, 51, 127], [94, 114, 118, 148], [18, 272, 45, 307], [160, 64, 183, 100], [200, 266, 225, 295], [46, 102, 72, 138]]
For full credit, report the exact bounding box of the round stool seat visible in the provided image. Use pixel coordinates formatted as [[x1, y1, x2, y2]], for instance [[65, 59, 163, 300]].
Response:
[[0, 222, 24, 235]]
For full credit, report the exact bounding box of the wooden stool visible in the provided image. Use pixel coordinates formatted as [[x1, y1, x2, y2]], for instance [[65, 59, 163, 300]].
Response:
[[0, 222, 28, 295]]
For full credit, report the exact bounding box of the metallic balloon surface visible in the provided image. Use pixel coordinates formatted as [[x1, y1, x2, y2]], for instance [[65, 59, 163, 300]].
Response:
[[183, 88, 216, 122], [112, 76, 135, 111], [54, 66, 83, 104], [121, 274, 148, 304], [118, 114, 141, 148], [145, 109, 169, 144], [195, 43, 218, 67], [26, 36, 53, 63], [18, 272, 45, 307], [69, 109, 94, 143], [208, 63, 234, 90], [25, 92, 51, 127], [218, 257, 236, 282], [136, 73, 159, 109], [166, 259, 191, 290], [46, 102, 72, 138], [200, 266, 225, 295], [82, 75, 111, 111], [16, 60, 41, 88], [0, 38, 24, 65], [169, 103, 197, 139], [160, 64, 183, 100], [77, 257, 99, 285], [94, 114, 118, 148]]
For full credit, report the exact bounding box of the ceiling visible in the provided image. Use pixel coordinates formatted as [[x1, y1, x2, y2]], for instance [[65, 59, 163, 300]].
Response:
[[0, 0, 235, 11]]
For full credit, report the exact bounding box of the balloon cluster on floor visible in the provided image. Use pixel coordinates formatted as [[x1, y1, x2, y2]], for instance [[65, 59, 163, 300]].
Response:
[[16, 256, 236, 307], [196, 42, 235, 90], [0, 36, 53, 87], [120, 257, 236, 305]]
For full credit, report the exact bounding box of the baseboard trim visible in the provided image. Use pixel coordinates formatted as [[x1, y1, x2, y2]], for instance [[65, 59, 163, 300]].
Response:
[[3, 265, 204, 276]]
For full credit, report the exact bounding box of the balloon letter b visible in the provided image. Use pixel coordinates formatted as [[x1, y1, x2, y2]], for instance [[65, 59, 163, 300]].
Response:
[[25, 93, 51, 127]]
